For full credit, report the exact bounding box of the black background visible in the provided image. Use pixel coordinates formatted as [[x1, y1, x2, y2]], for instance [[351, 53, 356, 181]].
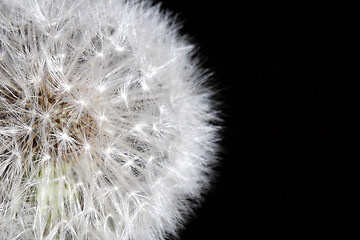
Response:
[[153, 1, 360, 239]]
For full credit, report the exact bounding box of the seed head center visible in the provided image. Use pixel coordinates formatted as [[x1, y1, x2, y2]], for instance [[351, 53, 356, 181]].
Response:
[[1, 77, 98, 163]]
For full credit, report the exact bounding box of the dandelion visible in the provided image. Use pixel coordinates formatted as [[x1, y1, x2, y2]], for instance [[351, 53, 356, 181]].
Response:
[[0, 0, 219, 239]]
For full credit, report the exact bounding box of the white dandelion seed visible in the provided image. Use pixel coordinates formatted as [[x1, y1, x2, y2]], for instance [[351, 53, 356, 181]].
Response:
[[0, 0, 220, 239]]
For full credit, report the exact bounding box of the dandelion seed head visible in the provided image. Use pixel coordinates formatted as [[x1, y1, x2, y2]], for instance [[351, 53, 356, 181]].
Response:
[[63, 84, 72, 92], [0, 0, 220, 239], [98, 114, 107, 122], [105, 147, 113, 155], [116, 46, 125, 52], [84, 144, 91, 151], [43, 154, 51, 161], [97, 85, 106, 93], [25, 126, 33, 133]]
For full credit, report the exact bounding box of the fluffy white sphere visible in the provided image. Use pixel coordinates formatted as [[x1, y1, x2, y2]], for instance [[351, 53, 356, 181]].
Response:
[[0, 0, 219, 239]]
